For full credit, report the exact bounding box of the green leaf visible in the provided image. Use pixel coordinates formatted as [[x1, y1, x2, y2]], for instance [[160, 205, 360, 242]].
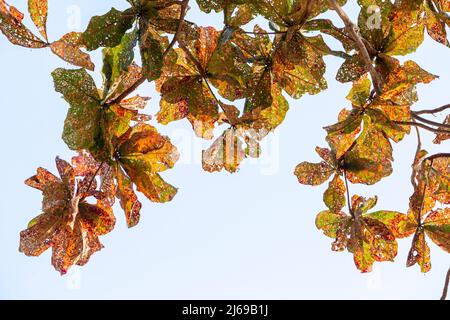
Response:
[[323, 174, 346, 213], [83, 8, 136, 51], [51, 68, 102, 151], [102, 29, 138, 93]]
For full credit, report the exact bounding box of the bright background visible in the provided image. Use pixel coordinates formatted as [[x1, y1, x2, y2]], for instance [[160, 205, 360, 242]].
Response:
[[0, 0, 449, 299]]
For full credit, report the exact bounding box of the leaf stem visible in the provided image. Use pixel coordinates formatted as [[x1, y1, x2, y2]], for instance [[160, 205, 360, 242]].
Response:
[[394, 121, 450, 135], [343, 170, 354, 218], [441, 267, 450, 300], [412, 113, 450, 129], [328, 0, 383, 94]]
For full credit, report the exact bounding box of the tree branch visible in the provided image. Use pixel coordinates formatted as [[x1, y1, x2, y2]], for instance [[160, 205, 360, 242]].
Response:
[[328, 0, 383, 94], [414, 104, 450, 115], [394, 121, 450, 135], [412, 113, 450, 129], [441, 267, 450, 300]]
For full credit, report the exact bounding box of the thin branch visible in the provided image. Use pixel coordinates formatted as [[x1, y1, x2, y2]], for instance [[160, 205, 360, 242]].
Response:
[[412, 113, 450, 129], [394, 121, 450, 135], [242, 30, 287, 35], [414, 104, 450, 115], [441, 267, 450, 300], [164, 0, 190, 59], [85, 161, 105, 193], [328, 0, 383, 95]]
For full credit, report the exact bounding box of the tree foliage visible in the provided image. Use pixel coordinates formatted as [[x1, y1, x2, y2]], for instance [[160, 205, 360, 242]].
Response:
[[1, 0, 449, 286]]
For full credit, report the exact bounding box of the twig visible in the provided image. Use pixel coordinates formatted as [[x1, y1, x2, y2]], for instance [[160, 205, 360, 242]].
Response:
[[412, 113, 450, 129], [85, 161, 105, 193], [414, 104, 450, 115], [343, 170, 354, 218], [394, 121, 450, 135], [328, 0, 383, 95], [441, 267, 450, 300]]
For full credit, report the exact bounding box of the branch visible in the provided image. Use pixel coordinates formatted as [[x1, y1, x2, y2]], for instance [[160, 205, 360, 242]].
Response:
[[394, 121, 450, 135], [441, 267, 450, 300], [412, 113, 450, 129], [414, 104, 450, 115], [107, 0, 190, 106], [328, 0, 383, 94]]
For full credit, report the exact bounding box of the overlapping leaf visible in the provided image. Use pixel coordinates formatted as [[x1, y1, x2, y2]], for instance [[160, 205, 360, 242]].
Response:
[[316, 195, 400, 272], [19, 157, 116, 274]]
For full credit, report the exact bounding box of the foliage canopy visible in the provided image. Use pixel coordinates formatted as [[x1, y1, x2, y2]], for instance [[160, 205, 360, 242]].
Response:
[[1, 0, 449, 293]]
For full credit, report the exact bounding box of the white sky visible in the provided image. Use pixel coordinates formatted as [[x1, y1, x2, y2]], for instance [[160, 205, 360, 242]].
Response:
[[0, 0, 449, 299]]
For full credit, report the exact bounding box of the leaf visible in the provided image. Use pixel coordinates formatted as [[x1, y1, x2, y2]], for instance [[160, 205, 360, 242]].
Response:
[[294, 161, 334, 186], [0, 3, 47, 48], [384, 1, 425, 56], [139, 19, 166, 81], [434, 115, 450, 144], [117, 124, 180, 203], [102, 29, 138, 93], [344, 117, 394, 185], [83, 8, 136, 51], [368, 211, 415, 238], [202, 128, 246, 173], [407, 230, 431, 273], [326, 109, 362, 160], [317, 194, 399, 272], [52, 68, 102, 152], [423, 0, 450, 46], [19, 157, 115, 275], [428, 156, 450, 204], [116, 166, 142, 228], [323, 174, 346, 213], [28, 0, 48, 41], [336, 55, 367, 83], [424, 208, 450, 253], [50, 32, 95, 70], [346, 75, 371, 107], [316, 210, 350, 239], [273, 33, 328, 99], [358, 0, 393, 52]]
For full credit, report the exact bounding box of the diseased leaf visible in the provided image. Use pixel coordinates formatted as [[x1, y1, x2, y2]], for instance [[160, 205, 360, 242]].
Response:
[[50, 32, 95, 70], [116, 166, 142, 228], [316, 194, 399, 272], [19, 157, 116, 275], [83, 8, 136, 51], [407, 230, 431, 273], [385, 1, 425, 56], [323, 174, 346, 213], [294, 161, 334, 186], [116, 124, 180, 203], [102, 29, 138, 93], [52, 68, 102, 152], [0, 3, 47, 48], [28, 0, 48, 41]]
